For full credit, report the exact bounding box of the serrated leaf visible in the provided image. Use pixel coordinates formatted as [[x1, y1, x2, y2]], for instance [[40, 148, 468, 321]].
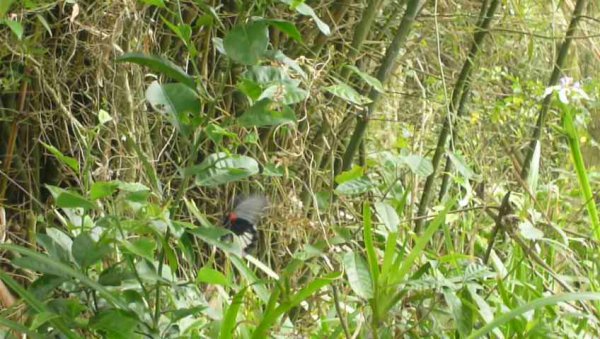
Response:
[[342, 252, 373, 299], [325, 83, 371, 105], [224, 22, 269, 65]]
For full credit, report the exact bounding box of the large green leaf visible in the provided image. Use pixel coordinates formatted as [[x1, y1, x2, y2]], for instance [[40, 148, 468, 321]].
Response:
[[374, 202, 400, 232], [344, 65, 384, 92], [116, 53, 195, 89], [325, 83, 371, 106], [223, 22, 269, 65], [342, 252, 373, 299], [334, 177, 374, 195], [259, 19, 302, 42], [238, 99, 296, 127], [45, 185, 96, 210], [401, 154, 433, 177], [190, 152, 260, 187], [145, 81, 201, 135], [279, 0, 330, 36], [72, 233, 111, 268]]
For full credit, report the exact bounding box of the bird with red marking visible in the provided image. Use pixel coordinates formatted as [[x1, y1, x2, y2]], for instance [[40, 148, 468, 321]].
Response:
[[223, 194, 268, 252]]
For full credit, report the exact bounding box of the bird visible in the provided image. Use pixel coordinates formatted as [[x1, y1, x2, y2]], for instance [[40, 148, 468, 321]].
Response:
[[222, 194, 268, 252]]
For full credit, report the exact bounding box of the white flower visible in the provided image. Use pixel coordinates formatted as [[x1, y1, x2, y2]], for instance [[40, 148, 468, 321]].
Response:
[[542, 76, 590, 104]]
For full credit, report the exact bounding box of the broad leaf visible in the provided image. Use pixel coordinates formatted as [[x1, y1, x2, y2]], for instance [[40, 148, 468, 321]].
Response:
[[41, 142, 79, 172], [325, 83, 371, 105], [224, 22, 269, 65], [342, 252, 373, 299], [238, 99, 297, 127], [190, 152, 259, 187], [145, 81, 201, 135], [117, 53, 195, 89], [335, 177, 374, 195], [72, 233, 111, 268]]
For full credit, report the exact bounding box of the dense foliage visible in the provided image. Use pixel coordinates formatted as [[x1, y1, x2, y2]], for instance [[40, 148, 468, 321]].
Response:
[[1, 0, 600, 337]]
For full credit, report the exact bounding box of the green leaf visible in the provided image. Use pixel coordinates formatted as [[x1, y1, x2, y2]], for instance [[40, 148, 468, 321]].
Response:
[[37, 231, 71, 263], [90, 181, 119, 199], [526, 140, 540, 192], [1, 244, 129, 310], [58, 191, 96, 210], [0, 0, 16, 17], [138, 0, 165, 8], [344, 65, 384, 92], [121, 238, 156, 261], [334, 177, 374, 195], [263, 163, 285, 177], [46, 185, 96, 210], [220, 287, 246, 339], [206, 123, 237, 144], [518, 221, 544, 240], [325, 83, 371, 105], [98, 109, 112, 125], [117, 53, 195, 89], [402, 154, 433, 177], [197, 267, 230, 286], [447, 152, 478, 180], [36, 14, 52, 36], [30, 311, 60, 330], [90, 309, 139, 338], [99, 265, 134, 286], [4, 19, 23, 40], [238, 99, 297, 127], [0, 269, 78, 339], [374, 202, 399, 232], [335, 165, 363, 184], [467, 293, 600, 339], [72, 233, 110, 268], [40, 142, 79, 172], [145, 81, 201, 135], [252, 272, 340, 338], [188, 226, 243, 257], [190, 152, 259, 187], [223, 22, 269, 65], [342, 252, 373, 299], [259, 19, 302, 42], [280, 0, 330, 36]]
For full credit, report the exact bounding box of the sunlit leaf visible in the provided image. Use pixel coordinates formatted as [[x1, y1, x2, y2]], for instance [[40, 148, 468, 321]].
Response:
[[342, 252, 373, 299]]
